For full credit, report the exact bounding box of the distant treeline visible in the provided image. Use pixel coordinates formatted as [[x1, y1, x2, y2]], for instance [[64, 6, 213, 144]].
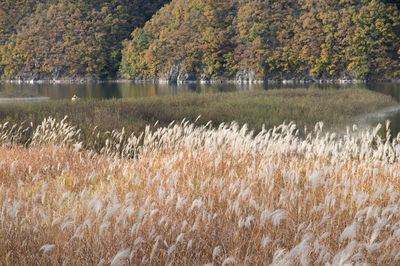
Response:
[[1, 0, 400, 81], [0, 0, 169, 80], [121, 0, 400, 81]]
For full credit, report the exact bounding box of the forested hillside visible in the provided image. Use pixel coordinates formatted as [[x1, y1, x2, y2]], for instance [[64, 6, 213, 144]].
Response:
[[0, 0, 169, 80], [1, 0, 399, 82], [121, 0, 400, 82]]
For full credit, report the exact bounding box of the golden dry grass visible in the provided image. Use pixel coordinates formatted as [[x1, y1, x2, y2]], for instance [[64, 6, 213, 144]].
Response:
[[1, 119, 400, 265]]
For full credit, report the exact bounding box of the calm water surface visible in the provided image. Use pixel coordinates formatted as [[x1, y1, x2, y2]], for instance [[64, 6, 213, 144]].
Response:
[[1, 81, 400, 134], [0, 82, 256, 99]]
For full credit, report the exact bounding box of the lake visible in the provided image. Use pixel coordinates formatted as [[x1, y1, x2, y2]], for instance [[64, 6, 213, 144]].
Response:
[[1, 81, 400, 135]]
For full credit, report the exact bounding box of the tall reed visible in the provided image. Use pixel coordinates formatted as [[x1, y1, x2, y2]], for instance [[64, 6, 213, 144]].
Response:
[[0, 117, 399, 265]]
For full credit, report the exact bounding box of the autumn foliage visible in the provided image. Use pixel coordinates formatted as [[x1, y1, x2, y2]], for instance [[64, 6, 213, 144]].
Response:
[[121, 0, 400, 81], [1, 0, 399, 81], [0, 0, 169, 80]]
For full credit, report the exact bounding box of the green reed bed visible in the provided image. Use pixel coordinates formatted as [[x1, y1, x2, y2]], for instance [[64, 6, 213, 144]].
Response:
[[0, 89, 396, 144]]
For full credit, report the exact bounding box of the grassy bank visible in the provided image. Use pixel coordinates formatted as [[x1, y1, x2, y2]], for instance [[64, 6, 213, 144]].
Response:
[[1, 119, 400, 264], [0, 89, 396, 141]]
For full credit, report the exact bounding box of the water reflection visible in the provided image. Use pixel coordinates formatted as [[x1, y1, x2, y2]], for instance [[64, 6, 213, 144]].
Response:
[[0, 82, 268, 100], [1, 81, 400, 103]]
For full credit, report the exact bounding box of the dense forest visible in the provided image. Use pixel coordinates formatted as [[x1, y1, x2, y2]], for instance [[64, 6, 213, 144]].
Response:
[[1, 0, 400, 81], [0, 0, 169, 80], [121, 0, 400, 82]]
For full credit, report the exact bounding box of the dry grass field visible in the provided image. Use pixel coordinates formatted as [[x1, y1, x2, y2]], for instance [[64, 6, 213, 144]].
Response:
[[1, 118, 400, 265]]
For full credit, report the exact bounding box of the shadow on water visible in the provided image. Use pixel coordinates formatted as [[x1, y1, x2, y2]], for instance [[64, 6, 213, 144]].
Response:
[[361, 82, 400, 138], [366, 82, 400, 102]]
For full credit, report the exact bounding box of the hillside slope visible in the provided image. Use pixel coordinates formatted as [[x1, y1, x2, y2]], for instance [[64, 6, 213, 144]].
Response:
[[0, 0, 170, 80], [121, 0, 400, 82]]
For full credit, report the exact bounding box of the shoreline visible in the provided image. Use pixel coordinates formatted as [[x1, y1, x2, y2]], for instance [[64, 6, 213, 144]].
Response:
[[1, 78, 399, 85]]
